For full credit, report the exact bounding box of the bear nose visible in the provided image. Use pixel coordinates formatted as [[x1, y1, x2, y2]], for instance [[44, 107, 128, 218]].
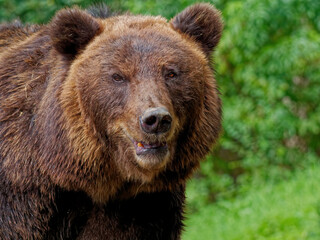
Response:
[[140, 107, 172, 134]]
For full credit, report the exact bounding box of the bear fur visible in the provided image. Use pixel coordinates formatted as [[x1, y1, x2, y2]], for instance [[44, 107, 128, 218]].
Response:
[[0, 3, 223, 239]]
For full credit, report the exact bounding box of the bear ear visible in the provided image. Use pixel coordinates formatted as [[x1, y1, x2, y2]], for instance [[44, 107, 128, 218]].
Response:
[[50, 8, 102, 57], [171, 3, 223, 57]]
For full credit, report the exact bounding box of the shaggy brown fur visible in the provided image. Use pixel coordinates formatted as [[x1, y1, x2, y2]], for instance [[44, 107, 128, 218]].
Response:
[[0, 3, 223, 239]]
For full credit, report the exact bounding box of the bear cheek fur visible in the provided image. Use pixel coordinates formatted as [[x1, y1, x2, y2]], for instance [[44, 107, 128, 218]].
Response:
[[58, 60, 124, 202]]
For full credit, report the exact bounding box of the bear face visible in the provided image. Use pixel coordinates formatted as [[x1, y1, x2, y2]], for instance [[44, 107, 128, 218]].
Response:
[[64, 17, 209, 175], [46, 4, 223, 201]]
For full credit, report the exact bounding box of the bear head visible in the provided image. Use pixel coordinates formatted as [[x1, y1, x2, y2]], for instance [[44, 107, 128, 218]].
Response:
[[48, 3, 223, 202]]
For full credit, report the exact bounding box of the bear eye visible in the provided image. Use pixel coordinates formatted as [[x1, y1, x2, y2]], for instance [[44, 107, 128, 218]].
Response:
[[112, 73, 125, 83], [165, 70, 178, 80]]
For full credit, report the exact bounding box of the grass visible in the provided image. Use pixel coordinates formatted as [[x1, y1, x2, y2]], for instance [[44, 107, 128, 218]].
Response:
[[183, 163, 320, 240]]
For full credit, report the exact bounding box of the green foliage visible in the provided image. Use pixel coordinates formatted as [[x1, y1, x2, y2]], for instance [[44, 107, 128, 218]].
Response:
[[184, 164, 320, 240], [0, 0, 76, 23]]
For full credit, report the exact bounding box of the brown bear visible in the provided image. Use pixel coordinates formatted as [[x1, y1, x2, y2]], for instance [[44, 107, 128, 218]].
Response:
[[0, 3, 223, 239]]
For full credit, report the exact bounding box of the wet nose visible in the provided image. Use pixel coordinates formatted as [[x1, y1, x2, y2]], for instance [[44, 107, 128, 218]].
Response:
[[140, 107, 172, 134]]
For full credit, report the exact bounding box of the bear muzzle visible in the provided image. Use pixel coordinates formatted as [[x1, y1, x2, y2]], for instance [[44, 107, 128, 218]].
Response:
[[119, 107, 175, 170]]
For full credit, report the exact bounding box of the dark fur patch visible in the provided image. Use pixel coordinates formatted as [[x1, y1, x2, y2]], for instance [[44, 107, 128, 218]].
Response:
[[45, 189, 92, 240], [49, 8, 101, 56], [77, 186, 185, 240], [171, 3, 223, 57]]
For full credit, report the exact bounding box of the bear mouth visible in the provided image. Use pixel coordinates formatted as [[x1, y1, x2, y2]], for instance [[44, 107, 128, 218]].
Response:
[[133, 141, 168, 156], [122, 129, 170, 170], [131, 139, 169, 170]]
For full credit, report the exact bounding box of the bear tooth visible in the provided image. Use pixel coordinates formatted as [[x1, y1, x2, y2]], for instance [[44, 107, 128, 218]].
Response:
[[137, 142, 144, 148]]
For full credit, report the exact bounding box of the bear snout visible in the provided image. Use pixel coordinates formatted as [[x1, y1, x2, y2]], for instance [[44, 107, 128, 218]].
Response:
[[139, 107, 172, 134]]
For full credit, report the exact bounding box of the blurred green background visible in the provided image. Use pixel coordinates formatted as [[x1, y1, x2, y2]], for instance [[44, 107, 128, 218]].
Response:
[[1, 0, 319, 239]]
